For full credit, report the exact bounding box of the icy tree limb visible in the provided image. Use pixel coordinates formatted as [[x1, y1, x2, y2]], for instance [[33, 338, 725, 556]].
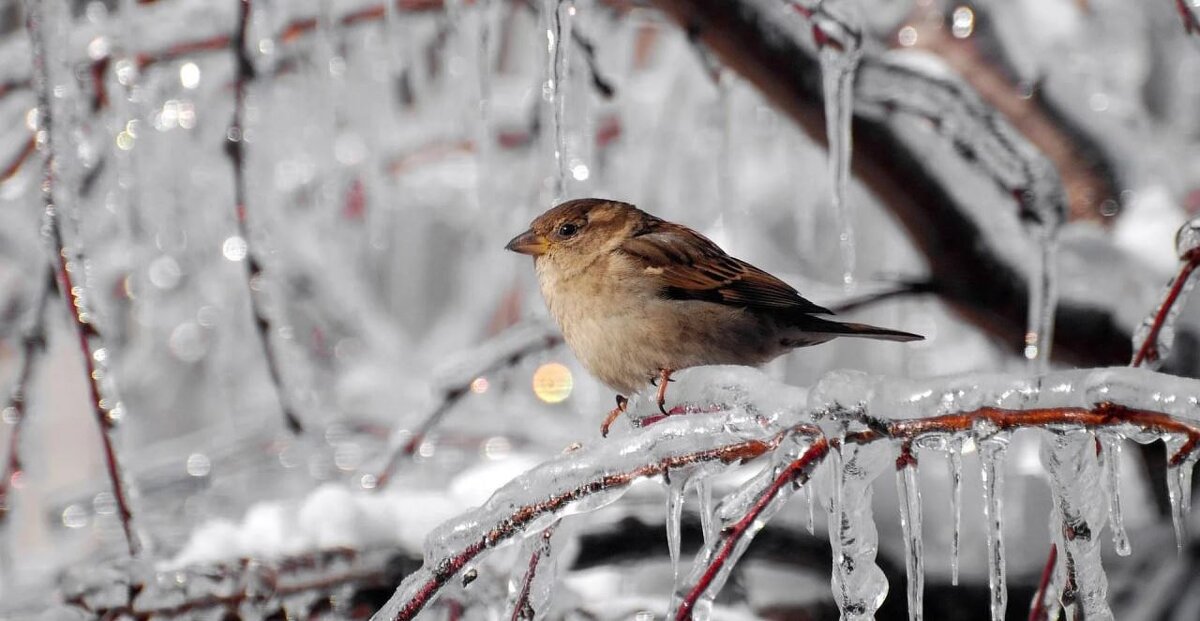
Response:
[[370, 417, 782, 620], [507, 520, 561, 620], [672, 433, 830, 620], [26, 0, 142, 560], [0, 267, 52, 523], [63, 547, 406, 618], [370, 364, 1200, 620], [646, 0, 1177, 371]]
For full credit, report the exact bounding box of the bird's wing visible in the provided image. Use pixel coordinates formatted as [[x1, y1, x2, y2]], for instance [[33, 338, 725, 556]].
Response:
[[619, 220, 833, 315]]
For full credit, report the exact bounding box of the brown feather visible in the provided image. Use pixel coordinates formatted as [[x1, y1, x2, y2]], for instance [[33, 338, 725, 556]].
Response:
[[619, 218, 834, 316]]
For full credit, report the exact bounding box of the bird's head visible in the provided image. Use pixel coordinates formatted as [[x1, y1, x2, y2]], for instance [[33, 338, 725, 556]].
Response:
[[505, 199, 645, 264]]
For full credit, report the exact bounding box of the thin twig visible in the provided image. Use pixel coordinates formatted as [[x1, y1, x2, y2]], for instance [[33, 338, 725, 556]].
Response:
[[828, 279, 936, 314], [1131, 249, 1200, 368], [510, 520, 560, 620], [0, 267, 54, 523], [372, 329, 561, 489]]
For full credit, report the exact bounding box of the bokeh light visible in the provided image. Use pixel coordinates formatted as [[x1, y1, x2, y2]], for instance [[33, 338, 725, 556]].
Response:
[[532, 362, 573, 404]]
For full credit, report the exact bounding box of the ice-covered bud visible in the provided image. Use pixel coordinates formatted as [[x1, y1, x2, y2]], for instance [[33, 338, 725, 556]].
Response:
[[1177, 215, 1200, 259]]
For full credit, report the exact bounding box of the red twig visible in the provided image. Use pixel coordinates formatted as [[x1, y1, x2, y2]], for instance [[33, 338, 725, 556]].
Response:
[[1131, 249, 1200, 368], [510, 521, 560, 620], [0, 136, 37, 185], [1178, 0, 1200, 35], [674, 437, 830, 620], [26, 0, 142, 559], [0, 269, 53, 523], [1029, 545, 1058, 621], [227, 0, 305, 435]]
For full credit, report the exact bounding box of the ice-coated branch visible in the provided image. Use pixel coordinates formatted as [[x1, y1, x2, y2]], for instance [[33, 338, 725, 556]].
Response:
[[227, 0, 305, 435], [0, 268, 53, 523], [25, 0, 142, 560], [646, 0, 1175, 371], [372, 320, 562, 488], [63, 547, 404, 619], [672, 433, 830, 620], [1131, 217, 1200, 368], [370, 364, 1200, 620], [370, 412, 782, 620]]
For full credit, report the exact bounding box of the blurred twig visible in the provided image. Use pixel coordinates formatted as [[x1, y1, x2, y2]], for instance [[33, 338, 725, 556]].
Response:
[[25, 0, 142, 559], [227, 0, 305, 435], [0, 267, 52, 523]]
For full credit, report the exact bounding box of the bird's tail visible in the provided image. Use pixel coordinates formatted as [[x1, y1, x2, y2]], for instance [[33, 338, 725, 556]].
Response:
[[792, 315, 924, 343]]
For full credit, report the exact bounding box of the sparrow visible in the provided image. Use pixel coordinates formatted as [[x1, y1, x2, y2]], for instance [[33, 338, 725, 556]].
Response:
[[505, 198, 923, 435]]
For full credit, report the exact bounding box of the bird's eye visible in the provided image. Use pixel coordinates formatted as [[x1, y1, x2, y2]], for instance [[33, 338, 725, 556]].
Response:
[[557, 222, 580, 238]]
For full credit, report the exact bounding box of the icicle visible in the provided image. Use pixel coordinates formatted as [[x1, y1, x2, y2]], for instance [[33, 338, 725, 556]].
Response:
[[1042, 432, 1113, 620], [948, 438, 963, 585], [825, 442, 890, 620], [1164, 435, 1197, 554], [540, 0, 573, 202], [666, 471, 687, 585], [1024, 235, 1059, 373], [815, 15, 863, 288], [1099, 434, 1131, 556], [978, 435, 1009, 621], [895, 454, 924, 621], [805, 483, 816, 536], [697, 476, 716, 546]]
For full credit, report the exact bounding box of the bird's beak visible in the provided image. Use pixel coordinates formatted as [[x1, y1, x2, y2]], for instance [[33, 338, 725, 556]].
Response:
[[505, 229, 550, 256]]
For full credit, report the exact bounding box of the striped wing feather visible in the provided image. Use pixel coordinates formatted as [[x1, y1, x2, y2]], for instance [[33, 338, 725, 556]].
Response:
[[619, 220, 832, 316]]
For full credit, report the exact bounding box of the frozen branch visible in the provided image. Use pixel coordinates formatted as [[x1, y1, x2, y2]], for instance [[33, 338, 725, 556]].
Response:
[[370, 364, 1200, 620]]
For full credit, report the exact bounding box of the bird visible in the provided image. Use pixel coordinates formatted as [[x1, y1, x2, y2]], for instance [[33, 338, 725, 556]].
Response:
[[505, 198, 923, 436]]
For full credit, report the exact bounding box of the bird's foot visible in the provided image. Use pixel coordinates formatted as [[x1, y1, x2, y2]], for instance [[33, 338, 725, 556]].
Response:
[[655, 368, 674, 414], [600, 395, 629, 438]]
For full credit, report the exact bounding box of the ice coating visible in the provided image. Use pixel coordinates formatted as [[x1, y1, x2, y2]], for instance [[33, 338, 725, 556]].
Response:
[[1130, 232, 1200, 369], [1041, 432, 1112, 620], [978, 435, 1009, 621], [1176, 214, 1200, 258], [1099, 434, 1131, 556], [895, 454, 924, 621]]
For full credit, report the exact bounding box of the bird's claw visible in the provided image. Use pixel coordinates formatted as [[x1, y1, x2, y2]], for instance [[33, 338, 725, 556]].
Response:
[[601, 395, 629, 438]]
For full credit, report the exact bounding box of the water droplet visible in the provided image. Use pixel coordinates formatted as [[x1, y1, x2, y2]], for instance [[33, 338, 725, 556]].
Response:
[[222, 236, 248, 261], [179, 62, 201, 89], [186, 453, 211, 477]]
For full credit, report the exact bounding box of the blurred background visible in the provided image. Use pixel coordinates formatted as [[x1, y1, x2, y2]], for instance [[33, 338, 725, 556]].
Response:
[[1, 0, 1199, 618]]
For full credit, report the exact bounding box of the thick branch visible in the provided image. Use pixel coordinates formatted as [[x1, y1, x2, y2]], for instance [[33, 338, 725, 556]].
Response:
[[646, 0, 1166, 370]]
